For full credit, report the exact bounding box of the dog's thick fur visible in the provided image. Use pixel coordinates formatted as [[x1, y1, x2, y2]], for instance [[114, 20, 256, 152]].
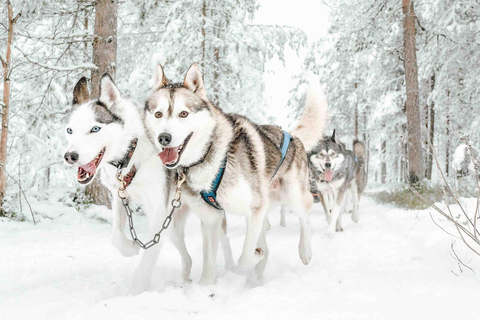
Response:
[[144, 63, 327, 284], [63, 75, 197, 294], [309, 132, 367, 232]]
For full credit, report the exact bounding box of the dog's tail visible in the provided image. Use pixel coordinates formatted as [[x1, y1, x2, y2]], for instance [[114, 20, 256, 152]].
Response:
[[353, 140, 366, 159], [291, 85, 328, 153]]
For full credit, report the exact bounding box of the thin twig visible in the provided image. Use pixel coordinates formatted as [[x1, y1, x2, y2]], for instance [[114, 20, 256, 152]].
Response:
[[0, 164, 36, 225], [451, 240, 475, 274]]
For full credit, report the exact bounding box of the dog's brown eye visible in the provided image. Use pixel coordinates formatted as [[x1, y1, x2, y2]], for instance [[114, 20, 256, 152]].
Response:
[[319, 153, 325, 158], [155, 111, 163, 118], [331, 152, 336, 157], [179, 111, 189, 118]]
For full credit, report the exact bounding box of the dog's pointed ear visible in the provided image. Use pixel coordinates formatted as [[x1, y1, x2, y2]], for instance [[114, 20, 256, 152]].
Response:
[[331, 129, 336, 143], [72, 77, 90, 105], [153, 64, 168, 90], [183, 63, 207, 100], [99, 73, 121, 108]]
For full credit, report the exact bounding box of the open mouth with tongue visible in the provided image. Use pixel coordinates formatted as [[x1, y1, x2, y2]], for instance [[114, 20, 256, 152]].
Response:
[[158, 132, 193, 168], [324, 169, 334, 182], [77, 148, 106, 184]]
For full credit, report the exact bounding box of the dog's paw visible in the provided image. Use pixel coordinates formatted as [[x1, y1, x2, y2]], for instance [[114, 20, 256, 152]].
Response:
[[237, 248, 265, 271], [335, 227, 344, 232], [351, 214, 359, 223], [298, 241, 312, 265], [112, 236, 140, 257], [199, 275, 215, 286]]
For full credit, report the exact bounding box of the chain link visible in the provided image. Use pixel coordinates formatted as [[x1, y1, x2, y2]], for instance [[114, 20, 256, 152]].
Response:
[[118, 170, 186, 250]]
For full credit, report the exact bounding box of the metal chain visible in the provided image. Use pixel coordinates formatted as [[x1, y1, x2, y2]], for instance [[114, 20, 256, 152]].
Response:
[[116, 169, 187, 250]]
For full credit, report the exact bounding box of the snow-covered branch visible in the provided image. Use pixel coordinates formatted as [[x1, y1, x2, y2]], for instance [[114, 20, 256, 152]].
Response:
[[17, 48, 97, 71]]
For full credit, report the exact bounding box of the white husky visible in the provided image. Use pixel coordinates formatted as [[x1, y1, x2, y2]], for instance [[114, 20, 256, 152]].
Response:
[[63, 75, 197, 293]]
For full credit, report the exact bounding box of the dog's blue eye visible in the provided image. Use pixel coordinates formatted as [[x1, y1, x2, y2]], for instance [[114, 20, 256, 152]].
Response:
[[91, 126, 101, 133], [67, 128, 73, 134]]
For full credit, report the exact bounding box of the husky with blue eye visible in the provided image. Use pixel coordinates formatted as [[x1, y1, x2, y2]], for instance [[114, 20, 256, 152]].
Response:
[[63, 75, 234, 293], [144, 63, 328, 284], [308, 131, 367, 233]]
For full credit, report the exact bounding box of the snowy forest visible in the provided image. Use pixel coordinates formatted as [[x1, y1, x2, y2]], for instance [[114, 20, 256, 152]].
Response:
[[2, 0, 480, 319]]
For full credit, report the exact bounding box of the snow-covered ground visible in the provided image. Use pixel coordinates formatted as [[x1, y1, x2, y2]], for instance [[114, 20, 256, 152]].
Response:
[[1, 195, 480, 320]]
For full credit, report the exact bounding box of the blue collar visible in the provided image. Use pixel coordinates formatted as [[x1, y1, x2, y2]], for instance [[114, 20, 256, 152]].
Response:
[[272, 131, 292, 178], [199, 130, 292, 210], [200, 157, 227, 210]]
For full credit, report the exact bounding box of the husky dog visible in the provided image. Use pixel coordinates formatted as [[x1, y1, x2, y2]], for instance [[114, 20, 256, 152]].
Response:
[[144, 63, 327, 284], [453, 143, 480, 188], [309, 131, 367, 232], [63, 75, 197, 293]]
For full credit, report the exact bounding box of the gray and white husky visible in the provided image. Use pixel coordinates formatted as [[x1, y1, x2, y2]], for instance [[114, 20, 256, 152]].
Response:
[[63, 75, 198, 293], [144, 63, 328, 284], [308, 131, 367, 233]]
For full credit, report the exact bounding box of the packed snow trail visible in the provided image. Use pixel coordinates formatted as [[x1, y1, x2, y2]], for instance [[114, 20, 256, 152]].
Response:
[[1, 195, 479, 320]]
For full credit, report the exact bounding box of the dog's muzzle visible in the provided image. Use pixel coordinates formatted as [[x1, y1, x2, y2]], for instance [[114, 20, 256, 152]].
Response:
[[158, 133, 172, 147], [64, 151, 79, 164]]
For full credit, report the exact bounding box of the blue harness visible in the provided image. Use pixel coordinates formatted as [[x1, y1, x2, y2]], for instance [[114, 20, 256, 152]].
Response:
[[200, 130, 292, 210]]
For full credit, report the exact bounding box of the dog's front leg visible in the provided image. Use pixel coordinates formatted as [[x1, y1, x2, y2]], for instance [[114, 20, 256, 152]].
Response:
[[280, 205, 287, 227], [254, 216, 270, 278], [169, 204, 193, 282], [199, 212, 223, 285], [219, 211, 235, 271], [111, 196, 140, 257], [331, 191, 346, 233], [237, 206, 267, 271], [351, 183, 360, 223], [130, 209, 164, 295]]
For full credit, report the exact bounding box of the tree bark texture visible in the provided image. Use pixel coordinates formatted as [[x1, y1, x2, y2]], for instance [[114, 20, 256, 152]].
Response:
[[402, 0, 424, 185], [426, 73, 435, 180], [0, 2, 15, 205], [445, 101, 450, 177], [381, 140, 387, 184], [85, 0, 118, 207]]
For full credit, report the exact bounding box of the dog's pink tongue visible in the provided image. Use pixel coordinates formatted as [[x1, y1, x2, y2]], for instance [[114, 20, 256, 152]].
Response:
[[324, 169, 333, 182], [158, 147, 179, 165], [79, 160, 96, 175]]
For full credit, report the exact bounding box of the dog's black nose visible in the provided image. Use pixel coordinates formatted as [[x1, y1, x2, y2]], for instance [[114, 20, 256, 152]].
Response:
[[325, 162, 332, 169], [158, 133, 172, 146], [64, 152, 79, 164]]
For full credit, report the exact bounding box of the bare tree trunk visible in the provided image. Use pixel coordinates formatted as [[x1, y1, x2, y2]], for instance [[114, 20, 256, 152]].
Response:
[[201, 0, 206, 71], [0, 2, 19, 205], [213, 20, 220, 104], [354, 83, 358, 138], [381, 140, 387, 184], [364, 106, 369, 176], [84, 7, 89, 62], [91, 0, 117, 97], [426, 73, 435, 180], [402, 0, 424, 185], [85, 0, 118, 207], [446, 100, 450, 177]]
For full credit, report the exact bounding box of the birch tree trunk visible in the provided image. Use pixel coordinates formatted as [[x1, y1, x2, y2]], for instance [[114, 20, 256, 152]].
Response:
[[85, 0, 118, 207], [0, 2, 18, 206], [402, 0, 424, 185]]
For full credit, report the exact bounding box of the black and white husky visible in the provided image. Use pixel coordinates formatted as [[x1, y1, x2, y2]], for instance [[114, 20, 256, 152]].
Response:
[[308, 131, 367, 233], [63, 75, 197, 294], [144, 63, 328, 284]]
